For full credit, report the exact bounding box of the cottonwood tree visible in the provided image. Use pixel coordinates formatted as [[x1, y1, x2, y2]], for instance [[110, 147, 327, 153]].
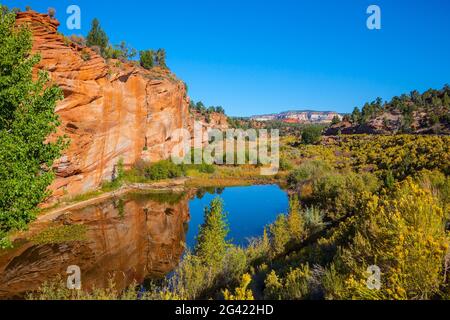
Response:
[[0, 7, 67, 247]]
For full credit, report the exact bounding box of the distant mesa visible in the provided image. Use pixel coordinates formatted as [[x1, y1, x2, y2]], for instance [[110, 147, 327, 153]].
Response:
[[250, 110, 343, 124]]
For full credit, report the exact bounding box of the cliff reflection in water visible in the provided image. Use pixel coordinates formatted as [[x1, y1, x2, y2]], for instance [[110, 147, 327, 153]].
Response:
[[0, 192, 190, 299]]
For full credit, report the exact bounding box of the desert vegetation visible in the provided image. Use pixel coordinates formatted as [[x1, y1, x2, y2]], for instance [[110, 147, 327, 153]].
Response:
[[330, 85, 450, 134], [28, 134, 450, 300], [1, 5, 449, 301]]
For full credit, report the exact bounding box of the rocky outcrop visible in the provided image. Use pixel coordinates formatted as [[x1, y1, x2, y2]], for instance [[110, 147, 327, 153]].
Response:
[[325, 110, 450, 135], [0, 193, 190, 299], [16, 11, 190, 199], [188, 109, 229, 134]]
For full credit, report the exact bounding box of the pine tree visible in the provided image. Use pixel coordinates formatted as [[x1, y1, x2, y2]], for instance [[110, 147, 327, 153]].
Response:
[[351, 107, 361, 124], [194, 197, 230, 269], [155, 48, 167, 68], [0, 7, 67, 247], [86, 18, 109, 56]]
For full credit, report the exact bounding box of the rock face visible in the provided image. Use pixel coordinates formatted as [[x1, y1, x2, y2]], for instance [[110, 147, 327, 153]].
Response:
[[0, 193, 190, 299], [325, 110, 450, 135], [15, 12, 190, 199]]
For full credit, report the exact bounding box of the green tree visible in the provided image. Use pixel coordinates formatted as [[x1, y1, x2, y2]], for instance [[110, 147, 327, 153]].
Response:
[[301, 125, 322, 145], [215, 106, 225, 114], [0, 7, 67, 247], [351, 107, 361, 124], [155, 48, 167, 68], [331, 115, 340, 125], [194, 197, 230, 269], [442, 93, 450, 108], [139, 49, 154, 69], [86, 18, 109, 56], [115, 41, 136, 61]]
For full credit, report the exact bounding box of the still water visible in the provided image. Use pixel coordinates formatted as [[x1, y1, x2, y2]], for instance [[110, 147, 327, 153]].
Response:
[[188, 185, 289, 247], [0, 185, 288, 299]]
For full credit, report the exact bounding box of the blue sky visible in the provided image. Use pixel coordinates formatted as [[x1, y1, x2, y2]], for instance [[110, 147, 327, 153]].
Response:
[[5, 0, 450, 116]]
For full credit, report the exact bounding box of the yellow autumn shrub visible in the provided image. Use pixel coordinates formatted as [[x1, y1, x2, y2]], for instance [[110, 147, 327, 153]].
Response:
[[333, 178, 449, 300]]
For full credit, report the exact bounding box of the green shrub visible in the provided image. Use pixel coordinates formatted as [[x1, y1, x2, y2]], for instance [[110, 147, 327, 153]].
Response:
[[287, 160, 332, 188], [332, 179, 448, 300], [264, 265, 312, 300], [145, 160, 185, 181], [197, 163, 215, 174], [312, 172, 380, 219], [223, 247, 248, 284], [301, 125, 323, 145], [31, 225, 87, 245], [303, 206, 326, 234]]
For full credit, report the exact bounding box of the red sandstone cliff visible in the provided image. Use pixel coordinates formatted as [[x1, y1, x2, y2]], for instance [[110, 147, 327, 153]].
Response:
[[16, 11, 191, 199]]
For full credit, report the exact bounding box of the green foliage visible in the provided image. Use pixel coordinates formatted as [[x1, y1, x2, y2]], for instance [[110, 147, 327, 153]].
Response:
[[86, 18, 109, 56], [0, 7, 67, 247], [351, 107, 361, 124], [287, 195, 305, 241], [195, 197, 230, 269], [222, 246, 248, 283], [28, 276, 138, 300], [301, 125, 323, 145], [139, 49, 167, 70], [311, 172, 380, 219], [328, 179, 448, 300], [303, 206, 326, 234], [193, 162, 216, 174], [344, 86, 450, 130], [331, 115, 340, 125], [155, 48, 167, 68], [31, 225, 87, 245], [139, 49, 154, 69], [104, 41, 137, 61], [189, 99, 226, 116], [144, 160, 185, 181], [341, 135, 450, 180], [269, 214, 290, 256], [264, 265, 312, 300]]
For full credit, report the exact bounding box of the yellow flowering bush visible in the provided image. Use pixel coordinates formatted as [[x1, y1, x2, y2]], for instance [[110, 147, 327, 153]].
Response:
[[332, 179, 449, 300]]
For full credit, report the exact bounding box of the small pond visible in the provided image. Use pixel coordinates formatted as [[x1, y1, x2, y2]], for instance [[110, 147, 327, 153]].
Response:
[[188, 184, 289, 247], [0, 184, 288, 299]]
